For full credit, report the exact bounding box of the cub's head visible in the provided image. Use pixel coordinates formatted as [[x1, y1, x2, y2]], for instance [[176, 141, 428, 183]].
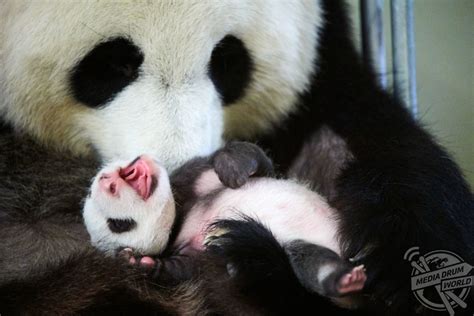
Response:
[[83, 156, 174, 255], [0, 1, 322, 170]]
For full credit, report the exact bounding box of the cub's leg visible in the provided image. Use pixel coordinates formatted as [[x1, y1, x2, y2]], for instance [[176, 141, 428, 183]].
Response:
[[285, 240, 366, 297]]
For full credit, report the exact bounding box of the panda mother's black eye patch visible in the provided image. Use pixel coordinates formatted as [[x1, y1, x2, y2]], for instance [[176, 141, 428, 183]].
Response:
[[70, 37, 144, 108], [209, 35, 253, 105]]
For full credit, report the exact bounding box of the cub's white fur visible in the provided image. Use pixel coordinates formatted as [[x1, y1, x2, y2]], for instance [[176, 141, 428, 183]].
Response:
[[84, 158, 340, 257], [0, 1, 322, 169], [177, 175, 340, 255]]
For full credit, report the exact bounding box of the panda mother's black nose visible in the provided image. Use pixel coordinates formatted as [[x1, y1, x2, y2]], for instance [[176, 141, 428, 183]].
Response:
[[107, 218, 136, 233]]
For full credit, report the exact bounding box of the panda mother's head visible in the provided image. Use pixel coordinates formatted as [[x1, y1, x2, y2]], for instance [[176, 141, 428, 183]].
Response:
[[0, 1, 321, 170]]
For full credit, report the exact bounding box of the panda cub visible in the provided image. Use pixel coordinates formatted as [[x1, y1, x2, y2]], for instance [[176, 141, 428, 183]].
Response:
[[83, 142, 367, 299]]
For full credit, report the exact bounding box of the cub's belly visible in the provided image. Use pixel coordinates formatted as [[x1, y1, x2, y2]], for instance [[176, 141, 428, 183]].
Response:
[[175, 178, 340, 254]]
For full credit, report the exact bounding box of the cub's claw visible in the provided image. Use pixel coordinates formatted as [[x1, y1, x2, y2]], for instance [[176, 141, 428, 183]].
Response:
[[203, 226, 230, 247], [204, 229, 232, 258]]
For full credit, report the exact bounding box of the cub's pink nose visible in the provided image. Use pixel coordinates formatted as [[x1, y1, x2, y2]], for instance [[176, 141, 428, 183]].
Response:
[[99, 156, 158, 200], [99, 172, 122, 196], [119, 156, 157, 200]]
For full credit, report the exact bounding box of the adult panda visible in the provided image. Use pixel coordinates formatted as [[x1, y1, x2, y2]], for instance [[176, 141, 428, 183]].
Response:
[[0, 0, 472, 315]]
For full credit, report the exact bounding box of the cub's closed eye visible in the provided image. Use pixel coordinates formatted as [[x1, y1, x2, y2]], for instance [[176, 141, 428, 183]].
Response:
[[107, 218, 136, 233]]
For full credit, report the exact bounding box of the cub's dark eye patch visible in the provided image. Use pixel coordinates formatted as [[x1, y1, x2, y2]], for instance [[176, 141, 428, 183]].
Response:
[[107, 218, 136, 233], [209, 35, 253, 105], [70, 37, 144, 107]]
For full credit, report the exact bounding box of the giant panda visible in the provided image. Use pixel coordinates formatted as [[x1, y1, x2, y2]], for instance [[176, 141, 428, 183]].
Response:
[[0, 0, 472, 315]]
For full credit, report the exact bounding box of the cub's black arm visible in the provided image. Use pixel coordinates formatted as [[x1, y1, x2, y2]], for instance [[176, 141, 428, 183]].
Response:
[[171, 141, 274, 205]]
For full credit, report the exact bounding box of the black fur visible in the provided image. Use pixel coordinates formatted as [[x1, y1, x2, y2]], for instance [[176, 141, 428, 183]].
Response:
[[147, 142, 370, 315], [0, 248, 197, 315], [209, 35, 254, 105], [1, 0, 473, 315], [251, 1, 474, 314], [203, 218, 372, 315], [285, 240, 353, 297], [169, 141, 274, 245], [168, 156, 214, 247], [0, 130, 206, 315], [70, 37, 144, 108]]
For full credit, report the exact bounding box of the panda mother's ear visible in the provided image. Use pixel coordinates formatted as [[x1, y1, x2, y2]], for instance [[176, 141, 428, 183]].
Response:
[[69, 37, 144, 108], [208, 35, 253, 105]]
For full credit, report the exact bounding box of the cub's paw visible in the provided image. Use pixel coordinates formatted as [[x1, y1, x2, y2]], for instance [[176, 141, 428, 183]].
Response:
[[337, 265, 367, 295], [212, 141, 273, 189], [118, 247, 161, 272]]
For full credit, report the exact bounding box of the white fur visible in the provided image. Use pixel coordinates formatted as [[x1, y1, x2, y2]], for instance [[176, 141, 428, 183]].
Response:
[[81, 76, 223, 170], [177, 176, 341, 255], [84, 160, 340, 258], [83, 159, 175, 255], [0, 1, 322, 169]]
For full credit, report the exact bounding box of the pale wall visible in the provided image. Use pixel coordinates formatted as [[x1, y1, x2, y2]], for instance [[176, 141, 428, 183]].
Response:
[[347, 0, 473, 185]]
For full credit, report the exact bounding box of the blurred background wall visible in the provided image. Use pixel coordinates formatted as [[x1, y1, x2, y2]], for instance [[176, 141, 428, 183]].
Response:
[[347, 0, 473, 185]]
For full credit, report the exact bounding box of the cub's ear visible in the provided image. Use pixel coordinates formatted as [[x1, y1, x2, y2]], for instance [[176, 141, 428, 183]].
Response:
[[212, 141, 274, 189]]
